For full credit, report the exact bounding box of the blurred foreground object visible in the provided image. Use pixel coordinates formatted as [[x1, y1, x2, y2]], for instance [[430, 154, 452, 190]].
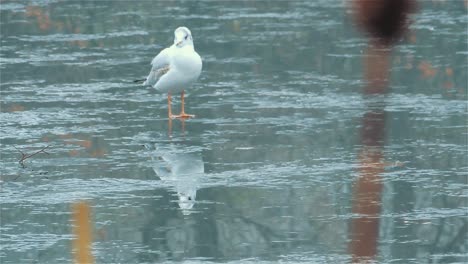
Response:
[[348, 0, 416, 262], [351, 0, 416, 45], [72, 202, 94, 264]]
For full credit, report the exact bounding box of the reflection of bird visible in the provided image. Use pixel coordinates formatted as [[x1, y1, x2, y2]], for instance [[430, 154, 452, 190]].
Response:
[[136, 27, 202, 119], [150, 148, 204, 214]]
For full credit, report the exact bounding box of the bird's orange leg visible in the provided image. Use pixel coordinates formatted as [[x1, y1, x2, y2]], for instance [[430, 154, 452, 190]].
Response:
[[173, 90, 195, 119]]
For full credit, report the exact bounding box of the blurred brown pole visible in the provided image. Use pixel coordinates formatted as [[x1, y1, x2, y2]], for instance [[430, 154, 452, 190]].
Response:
[[351, 0, 416, 47], [72, 202, 94, 264], [349, 0, 415, 262], [350, 109, 386, 262]]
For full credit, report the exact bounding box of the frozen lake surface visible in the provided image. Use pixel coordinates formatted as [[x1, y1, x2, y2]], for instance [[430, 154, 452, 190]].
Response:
[[1, 1, 467, 263]]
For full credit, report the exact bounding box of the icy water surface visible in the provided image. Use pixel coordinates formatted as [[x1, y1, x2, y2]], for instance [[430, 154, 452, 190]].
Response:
[[1, 1, 467, 263]]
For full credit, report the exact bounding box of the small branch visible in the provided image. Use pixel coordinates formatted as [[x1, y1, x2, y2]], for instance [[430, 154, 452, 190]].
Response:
[[0, 174, 22, 181], [14, 145, 50, 168]]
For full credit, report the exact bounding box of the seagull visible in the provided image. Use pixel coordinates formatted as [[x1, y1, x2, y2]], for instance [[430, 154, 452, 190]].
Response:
[[136, 27, 202, 119]]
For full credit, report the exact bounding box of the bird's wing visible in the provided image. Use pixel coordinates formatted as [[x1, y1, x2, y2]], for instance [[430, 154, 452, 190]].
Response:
[[143, 47, 172, 86], [152, 154, 173, 179]]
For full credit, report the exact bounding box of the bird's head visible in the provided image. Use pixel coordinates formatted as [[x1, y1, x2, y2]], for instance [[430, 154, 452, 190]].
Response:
[[174, 26, 194, 48], [177, 191, 196, 210]]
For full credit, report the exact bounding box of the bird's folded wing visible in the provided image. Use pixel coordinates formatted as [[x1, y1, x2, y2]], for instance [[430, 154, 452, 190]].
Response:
[[144, 48, 171, 86]]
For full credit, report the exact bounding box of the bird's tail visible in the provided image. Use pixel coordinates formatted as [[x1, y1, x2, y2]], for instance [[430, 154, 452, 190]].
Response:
[[133, 78, 146, 83]]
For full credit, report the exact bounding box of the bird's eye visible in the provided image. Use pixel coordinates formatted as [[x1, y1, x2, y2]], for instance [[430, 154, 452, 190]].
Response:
[[184, 35, 188, 40], [188, 197, 192, 201]]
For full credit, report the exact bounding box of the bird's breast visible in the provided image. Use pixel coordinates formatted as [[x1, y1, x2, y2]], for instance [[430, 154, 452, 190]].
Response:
[[172, 50, 202, 77]]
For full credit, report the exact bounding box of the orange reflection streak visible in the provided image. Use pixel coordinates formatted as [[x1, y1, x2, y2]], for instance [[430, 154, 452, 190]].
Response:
[[25, 4, 89, 48], [418, 61, 438, 79], [26, 6, 51, 31], [181, 118, 186, 136], [167, 117, 186, 137], [445, 67, 453, 77], [72, 202, 94, 264], [168, 117, 173, 137], [7, 104, 26, 112]]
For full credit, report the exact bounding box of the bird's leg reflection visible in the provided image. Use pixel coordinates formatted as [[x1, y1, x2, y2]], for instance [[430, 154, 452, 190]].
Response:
[[168, 117, 172, 137], [181, 118, 186, 135], [167, 115, 186, 137], [168, 92, 173, 119]]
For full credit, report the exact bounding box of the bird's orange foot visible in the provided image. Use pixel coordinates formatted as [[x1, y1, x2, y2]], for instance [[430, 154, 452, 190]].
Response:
[[170, 113, 195, 119]]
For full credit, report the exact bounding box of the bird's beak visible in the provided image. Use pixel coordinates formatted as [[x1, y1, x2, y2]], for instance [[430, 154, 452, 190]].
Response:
[[175, 34, 183, 46]]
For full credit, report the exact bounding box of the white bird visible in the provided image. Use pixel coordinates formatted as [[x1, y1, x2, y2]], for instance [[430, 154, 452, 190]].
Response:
[[139, 27, 202, 119]]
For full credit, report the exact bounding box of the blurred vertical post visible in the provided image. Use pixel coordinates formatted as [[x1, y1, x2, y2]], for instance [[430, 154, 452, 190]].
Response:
[[349, 0, 415, 262], [351, 108, 385, 261], [72, 201, 94, 264]]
